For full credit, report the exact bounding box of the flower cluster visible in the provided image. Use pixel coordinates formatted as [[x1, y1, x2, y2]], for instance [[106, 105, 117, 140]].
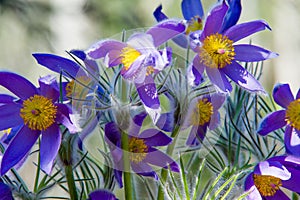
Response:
[[0, 0, 299, 199]]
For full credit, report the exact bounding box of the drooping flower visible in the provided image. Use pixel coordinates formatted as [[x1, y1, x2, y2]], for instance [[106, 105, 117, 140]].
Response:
[[0, 72, 79, 175], [257, 83, 300, 156], [189, 1, 278, 92], [183, 92, 226, 145], [245, 155, 300, 200], [88, 189, 118, 200], [86, 19, 185, 124], [104, 112, 179, 187]]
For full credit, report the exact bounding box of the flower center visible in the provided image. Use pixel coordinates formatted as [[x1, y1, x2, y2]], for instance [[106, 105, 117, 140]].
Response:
[[128, 137, 148, 164], [191, 98, 214, 126], [65, 76, 92, 98], [20, 95, 57, 131], [253, 174, 282, 197], [200, 33, 235, 69], [146, 66, 155, 76], [186, 16, 203, 35], [286, 99, 300, 130], [121, 47, 141, 70]]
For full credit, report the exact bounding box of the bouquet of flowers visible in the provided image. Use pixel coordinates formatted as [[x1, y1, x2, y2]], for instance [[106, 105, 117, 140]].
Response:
[[0, 0, 299, 199]]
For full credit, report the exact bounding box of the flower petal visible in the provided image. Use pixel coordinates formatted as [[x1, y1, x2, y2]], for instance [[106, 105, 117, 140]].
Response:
[[135, 76, 161, 124], [32, 53, 80, 78], [257, 110, 287, 136], [181, 0, 204, 20], [153, 4, 168, 22], [0, 94, 16, 104], [56, 104, 80, 133], [284, 126, 300, 157], [38, 75, 59, 101], [206, 67, 232, 93], [273, 83, 294, 109], [244, 173, 263, 200], [0, 103, 23, 131], [296, 88, 300, 99], [0, 182, 13, 200], [88, 189, 117, 200], [1, 126, 40, 175], [40, 124, 61, 174], [145, 148, 179, 172], [220, 0, 241, 32], [155, 112, 174, 132], [257, 160, 291, 180], [201, 1, 228, 39], [282, 166, 300, 193], [104, 122, 121, 146], [221, 61, 265, 93], [146, 19, 185, 47], [224, 20, 270, 42], [139, 129, 172, 146], [131, 161, 158, 180], [0, 72, 37, 100], [86, 39, 126, 59], [234, 44, 278, 62]]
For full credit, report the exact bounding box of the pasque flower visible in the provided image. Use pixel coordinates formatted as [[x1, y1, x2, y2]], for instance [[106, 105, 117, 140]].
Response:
[[245, 155, 300, 199], [104, 112, 179, 187], [86, 19, 185, 124], [258, 83, 300, 156], [189, 1, 277, 92], [88, 189, 118, 200], [154, 0, 241, 48], [184, 92, 226, 145], [0, 72, 79, 175]]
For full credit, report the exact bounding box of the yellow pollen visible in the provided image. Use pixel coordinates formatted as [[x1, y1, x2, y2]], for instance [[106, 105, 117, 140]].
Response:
[[121, 47, 141, 70], [200, 33, 235, 69], [128, 137, 148, 164], [65, 76, 91, 98], [186, 16, 203, 35], [253, 174, 282, 197], [191, 98, 214, 126], [3, 128, 12, 135], [285, 99, 300, 130], [20, 95, 57, 131], [146, 66, 155, 76]]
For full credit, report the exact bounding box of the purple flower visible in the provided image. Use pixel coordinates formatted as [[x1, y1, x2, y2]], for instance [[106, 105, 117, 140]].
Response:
[[104, 113, 179, 187], [0, 72, 79, 175], [153, 0, 204, 48], [0, 181, 13, 200], [258, 83, 300, 156], [245, 155, 300, 199], [86, 20, 185, 124], [88, 189, 118, 200], [183, 93, 225, 145], [189, 1, 278, 92]]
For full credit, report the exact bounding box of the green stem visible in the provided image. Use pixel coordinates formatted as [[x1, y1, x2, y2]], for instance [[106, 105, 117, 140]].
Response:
[[122, 131, 134, 200], [65, 164, 78, 200], [157, 125, 180, 200]]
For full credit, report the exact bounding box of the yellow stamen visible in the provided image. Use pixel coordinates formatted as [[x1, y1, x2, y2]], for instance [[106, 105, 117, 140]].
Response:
[[121, 47, 141, 70], [146, 66, 155, 76], [20, 95, 57, 130], [3, 128, 12, 135], [200, 33, 235, 69], [253, 174, 282, 197], [128, 137, 148, 164], [191, 98, 214, 126], [286, 99, 300, 130], [186, 16, 203, 35]]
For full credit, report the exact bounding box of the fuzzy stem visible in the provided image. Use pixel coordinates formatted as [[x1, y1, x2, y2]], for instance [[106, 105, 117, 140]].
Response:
[[122, 131, 134, 200], [157, 125, 180, 200]]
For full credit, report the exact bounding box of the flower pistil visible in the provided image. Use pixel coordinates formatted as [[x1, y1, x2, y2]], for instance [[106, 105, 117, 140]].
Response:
[[200, 33, 235, 69], [121, 47, 141, 70], [128, 137, 148, 163], [191, 98, 214, 126]]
